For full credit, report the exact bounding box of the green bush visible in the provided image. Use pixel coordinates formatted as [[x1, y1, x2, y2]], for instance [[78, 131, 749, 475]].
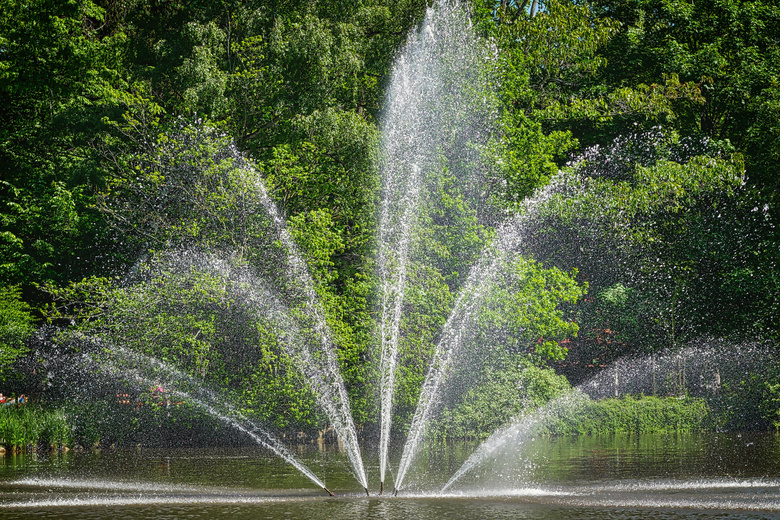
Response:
[[62, 397, 255, 449], [433, 358, 572, 439], [0, 405, 72, 451], [0, 286, 34, 376], [542, 394, 711, 435]]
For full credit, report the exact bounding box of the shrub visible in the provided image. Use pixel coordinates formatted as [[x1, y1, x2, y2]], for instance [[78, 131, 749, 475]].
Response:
[[0, 405, 72, 451], [542, 394, 710, 435]]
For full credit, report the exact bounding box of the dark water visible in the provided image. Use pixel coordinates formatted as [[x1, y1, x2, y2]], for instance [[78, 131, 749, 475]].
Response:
[[2, 433, 780, 519]]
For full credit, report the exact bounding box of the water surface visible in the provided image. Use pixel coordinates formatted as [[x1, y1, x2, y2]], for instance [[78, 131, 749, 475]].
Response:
[[2, 433, 780, 519]]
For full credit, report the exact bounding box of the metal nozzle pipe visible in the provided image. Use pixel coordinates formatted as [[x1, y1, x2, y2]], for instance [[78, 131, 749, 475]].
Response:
[[365, 487, 370, 497], [323, 487, 335, 497], [380, 481, 384, 495]]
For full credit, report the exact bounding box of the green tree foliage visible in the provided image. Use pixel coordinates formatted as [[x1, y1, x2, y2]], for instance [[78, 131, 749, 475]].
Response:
[[528, 132, 779, 373], [434, 358, 572, 439], [44, 259, 325, 431], [427, 254, 584, 437], [476, 255, 585, 361], [0, 286, 34, 375], [588, 0, 780, 220], [1, 0, 778, 437], [473, 0, 648, 206], [0, 0, 128, 298], [264, 109, 380, 265]]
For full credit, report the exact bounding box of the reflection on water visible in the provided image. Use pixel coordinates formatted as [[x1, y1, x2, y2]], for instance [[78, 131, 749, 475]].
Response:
[[2, 433, 780, 519]]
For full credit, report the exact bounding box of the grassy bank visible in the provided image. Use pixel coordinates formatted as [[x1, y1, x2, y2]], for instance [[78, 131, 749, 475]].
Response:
[[0, 400, 241, 452], [0, 405, 72, 452], [541, 395, 711, 435], [433, 394, 712, 441], [0, 394, 715, 451]]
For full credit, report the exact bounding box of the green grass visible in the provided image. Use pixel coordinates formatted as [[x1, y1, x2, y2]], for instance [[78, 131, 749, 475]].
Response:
[[432, 393, 712, 440], [0, 405, 72, 452], [0, 394, 714, 451], [541, 395, 711, 435]]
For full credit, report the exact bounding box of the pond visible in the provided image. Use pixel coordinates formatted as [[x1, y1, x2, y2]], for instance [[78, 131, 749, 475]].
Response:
[[2, 433, 780, 519]]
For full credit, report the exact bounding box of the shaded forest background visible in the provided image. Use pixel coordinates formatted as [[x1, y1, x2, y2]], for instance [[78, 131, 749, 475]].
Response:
[[1, 0, 779, 436]]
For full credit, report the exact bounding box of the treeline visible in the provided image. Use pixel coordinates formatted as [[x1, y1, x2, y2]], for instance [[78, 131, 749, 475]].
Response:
[[1, 0, 779, 435]]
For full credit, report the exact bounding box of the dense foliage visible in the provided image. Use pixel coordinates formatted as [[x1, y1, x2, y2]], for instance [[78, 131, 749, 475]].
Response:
[[0, 405, 71, 451], [0, 286, 34, 377], [1, 0, 778, 441], [541, 394, 711, 435]]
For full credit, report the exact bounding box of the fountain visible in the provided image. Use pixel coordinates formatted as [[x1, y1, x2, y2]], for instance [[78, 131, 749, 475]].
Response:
[[33, 129, 370, 495], [441, 341, 777, 493], [72, 333, 336, 497], [2, 1, 778, 518]]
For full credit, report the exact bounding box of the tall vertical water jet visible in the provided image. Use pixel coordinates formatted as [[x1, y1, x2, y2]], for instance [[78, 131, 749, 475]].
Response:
[[376, 0, 498, 492]]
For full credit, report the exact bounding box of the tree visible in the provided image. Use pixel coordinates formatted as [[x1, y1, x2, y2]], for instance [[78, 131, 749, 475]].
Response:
[[521, 129, 763, 378], [589, 0, 780, 223], [0, 0, 129, 304], [472, 0, 629, 206], [0, 286, 34, 376], [43, 258, 325, 430]]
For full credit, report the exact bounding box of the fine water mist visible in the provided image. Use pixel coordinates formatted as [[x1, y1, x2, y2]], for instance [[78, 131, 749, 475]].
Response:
[[80, 337, 331, 493], [441, 341, 778, 493]]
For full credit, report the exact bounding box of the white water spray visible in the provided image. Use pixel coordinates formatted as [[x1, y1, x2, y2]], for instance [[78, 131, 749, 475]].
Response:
[[237, 161, 368, 491], [393, 176, 572, 492], [126, 247, 367, 491], [76, 338, 333, 494], [375, 0, 498, 491], [441, 341, 775, 492]]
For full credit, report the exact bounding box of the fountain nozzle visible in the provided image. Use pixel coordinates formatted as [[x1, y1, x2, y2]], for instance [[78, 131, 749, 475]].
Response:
[[323, 487, 335, 497], [365, 487, 370, 497], [393, 488, 398, 497], [380, 481, 384, 495]]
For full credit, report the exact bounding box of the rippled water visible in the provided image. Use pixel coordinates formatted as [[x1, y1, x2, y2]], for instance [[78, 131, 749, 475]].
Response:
[[2, 433, 780, 519]]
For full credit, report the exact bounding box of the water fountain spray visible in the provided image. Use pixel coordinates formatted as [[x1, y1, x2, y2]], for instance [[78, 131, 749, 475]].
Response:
[[375, 0, 498, 492], [66, 336, 335, 494]]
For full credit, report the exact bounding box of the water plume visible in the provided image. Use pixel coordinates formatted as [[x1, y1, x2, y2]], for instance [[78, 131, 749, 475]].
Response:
[[441, 340, 777, 492], [127, 249, 367, 490], [393, 176, 571, 491], [100, 118, 369, 491], [375, 0, 498, 490], [66, 335, 332, 494]]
